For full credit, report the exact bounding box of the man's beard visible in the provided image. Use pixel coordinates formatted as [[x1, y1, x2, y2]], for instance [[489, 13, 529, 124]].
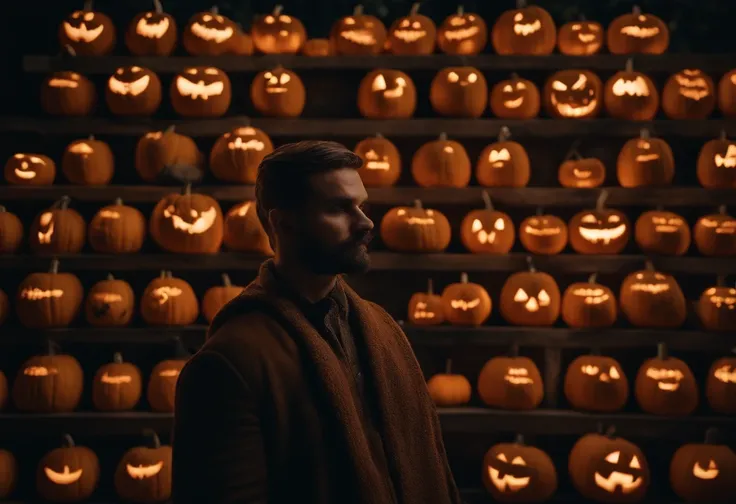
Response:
[[295, 230, 373, 275]]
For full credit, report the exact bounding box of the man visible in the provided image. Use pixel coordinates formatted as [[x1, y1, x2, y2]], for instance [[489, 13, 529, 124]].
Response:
[[172, 140, 462, 504]]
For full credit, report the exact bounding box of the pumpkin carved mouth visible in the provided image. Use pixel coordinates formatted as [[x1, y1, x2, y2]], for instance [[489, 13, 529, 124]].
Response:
[[488, 466, 530, 492], [63, 21, 104, 43], [523, 226, 560, 236], [163, 205, 218, 234], [612, 77, 651, 97], [504, 367, 535, 385], [48, 77, 80, 89], [13, 154, 47, 180], [646, 367, 684, 390], [713, 364, 736, 382], [364, 150, 390, 170], [578, 33, 596, 43], [445, 26, 479, 41], [340, 30, 376, 45], [450, 298, 481, 311], [109, 75, 150, 96], [372, 74, 406, 98], [578, 223, 627, 244], [190, 22, 233, 43], [620, 25, 660, 39], [176, 70, 225, 100], [573, 168, 592, 179], [136, 16, 170, 39], [550, 94, 598, 117], [513, 17, 541, 36], [228, 137, 265, 151], [503, 96, 524, 108], [126, 461, 164, 479], [393, 29, 426, 42], [692, 461, 719, 480], [45, 465, 83, 485], [412, 302, 436, 320], [714, 145, 736, 168], [100, 372, 132, 384], [594, 470, 643, 493]]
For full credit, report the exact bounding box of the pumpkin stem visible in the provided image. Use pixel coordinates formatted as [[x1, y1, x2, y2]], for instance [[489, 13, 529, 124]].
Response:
[[526, 255, 536, 272], [88, 134, 95, 142], [0, 205, 6, 213], [514, 433, 524, 444], [657, 342, 668, 360], [632, 5, 641, 15], [165, 125, 176, 134], [143, 429, 161, 448], [625, 58, 634, 72], [56, 195, 72, 210], [445, 358, 452, 374], [588, 273, 597, 284], [183, 183, 192, 196], [153, 0, 164, 14], [113, 352, 123, 364], [413, 199, 423, 209], [63, 44, 77, 57], [578, 13, 587, 21], [459, 272, 468, 284], [221, 273, 232, 287], [47, 339, 59, 356], [716, 275, 725, 287], [718, 204, 726, 215], [427, 278, 434, 295], [84, 0, 93, 11], [353, 4, 364, 16], [516, 0, 527, 8], [409, 2, 421, 15], [159, 270, 166, 279], [481, 190, 493, 211], [456, 6, 464, 16], [605, 425, 616, 438], [595, 189, 608, 211], [106, 273, 115, 281], [165, 270, 173, 279], [375, 132, 383, 138], [639, 128, 650, 140], [509, 343, 519, 357], [49, 258, 60, 274], [210, 5, 219, 14], [111, 197, 123, 207], [535, 206, 543, 216], [704, 427, 721, 445], [510, 72, 520, 81], [438, 132, 448, 142], [62, 433, 75, 448], [273, 4, 284, 15], [644, 260, 655, 271], [497, 126, 511, 143], [720, 129, 727, 141]]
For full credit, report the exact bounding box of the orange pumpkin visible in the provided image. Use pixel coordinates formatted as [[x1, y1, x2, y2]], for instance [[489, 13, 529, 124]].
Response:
[[223, 201, 273, 255], [617, 129, 675, 187], [519, 211, 568, 255], [135, 126, 204, 184], [561, 273, 617, 328], [210, 126, 274, 184], [634, 209, 691, 256], [379, 200, 451, 253], [697, 279, 736, 332], [357, 69, 417, 119], [0, 205, 23, 254], [411, 133, 471, 188], [61, 135, 114, 186], [568, 190, 630, 255], [88, 198, 146, 254], [386, 2, 436, 55], [140, 271, 199, 326], [41, 48, 97, 117], [426, 359, 471, 406], [557, 18, 604, 55], [251, 5, 306, 54], [558, 152, 606, 188], [543, 69, 603, 119], [491, 1, 556, 55], [489, 73, 540, 119], [85, 274, 135, 327], [476, 126, 530, 187], [718, 69, 736, 117], [181, 8, 238, 56], [250, 66, 306, 118], [329, 5, 386, 55], [16, 259, 84, 329], [603, 59, 659, 121], [693, 206, 736, 257], [499, 257, 560, 327], [662, 69, 716, 120], [460, 191, 514, 254], [607, 6, 669, 55], [4, 152, 56, 186], [619, 262, 687, 328], [125, 0, 178, 56], [202, 274, 244, 323], [29, 196, 87, 255], [697, 132, 736, 189], [441, 272, 492, 326], [478, 353, 544, 410], [354, 133, 401, 187], [634, 343, 698, 416], [407, 279, 444, 326], [429, 66, 488, 118], [437, 6, 487, 55], [58, 5, 116, 56]]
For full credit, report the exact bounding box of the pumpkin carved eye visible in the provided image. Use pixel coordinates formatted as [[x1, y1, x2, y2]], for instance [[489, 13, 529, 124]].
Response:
[[605, 451, 620, 463]]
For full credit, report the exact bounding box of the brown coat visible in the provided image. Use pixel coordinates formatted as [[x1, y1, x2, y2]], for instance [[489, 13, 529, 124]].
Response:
[[172, 263, 462, 504]]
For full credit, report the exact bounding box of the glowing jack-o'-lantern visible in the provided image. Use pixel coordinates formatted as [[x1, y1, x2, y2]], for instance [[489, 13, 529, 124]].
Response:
[[460, 191, 514, 254], [354, 133, 401, 187], [29, 196, 86, 255], [634, 209, 690, 256], [519, 211, 568, 255], [223, 200, 273, 255], [476, 126, 531, 187], [697, 279, 736, 332], [569, 429, 650, 503], [483, 435, 558, 502], [441, 272, 492, 326], [490, 73, 541, 119], [92, 352, 142, 411], [135, 126, 203, 184], [12, 347, 84, 412], [114, 430, 172, 503], [561, 273, 617, 329], [357, 69, 417, 119], [125, 0, 177, 56], [607, 6, 669, 55], [604, 59, 659, 120], [106, 65, 162, 116], [693, 206, 736, 257], [569, 190, 630, 255], [62, 135, 114, 185], [202, 273, 245, 324], [663, 69, 716, 119], [380, 199, 451, 253], [387, 2, 436, 55], [58, 2, 116, 56], [670, 428, 736, 503], [15, 259, 84, 329], [141, 271, 199, 326], [426, 359, 471, 406], [430, 66, 488, 118], [558, 150, 606, 188], [478, 353, 544, 410], [89, 198, 146, 254], [697, 132, 736, 189], [635, 343, 698, 416], [210, 126, 273, 183], [558, 18, 604, 55], [412, 133, 471, 187], [148, 359, 187, 412], [37, 434, 100, 502], [330, 5, 386, 55], [85, 273, 135, 327], [500, 257, 560, 326], [620, 263, 686, 328], [251, 5, 306, 54], [492, 0, 556, 55], [437, 6, 487, 55], [41, 65, 96, 117], [706, 357, 736, 414], [544, 70, 603, 119], [565, 354, 628, 412], [617, 130, 675, 187], [182, 7, 237, 56], [4, 153, 56, 186], [170, 67, 231, 118], [0, 206, 23, 254], [251, 67, 306, 118], [718, 70, 736, 117], [407, 279, 444, 326]]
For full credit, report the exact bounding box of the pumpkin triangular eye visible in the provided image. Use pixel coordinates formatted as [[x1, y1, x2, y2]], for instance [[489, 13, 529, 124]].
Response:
[[605, 451, 620, 463], [538, 290, 550, 305], [496, 453, 508, 462], [630, 455, 641, 469], [609, 366, 620, 379], [471, 219, 483, 233], [709, 460, 717, 469], [511, 456, 526, 466], [494, 218, 505, 231], [514, 289, 529, 302]]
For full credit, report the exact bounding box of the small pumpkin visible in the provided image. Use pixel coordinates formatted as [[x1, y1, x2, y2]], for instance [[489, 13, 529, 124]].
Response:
[[125, 0, 177, 56], [607, 6, 669, 55], [407, 278, 444, 326], [499, 257, 560, 326], [477, 352, 544, 410], [251, 5, 307, 54], [302, 38, 331, 56], [706, 356, 736, 414], [379, 199, 451, 253], [0, 289, 7, 327], [92, 352, 142, 411], [426, 359, 471, 407], [460, 191, 514, 254], [36, 434, 100, 502], [635, 343, 698, 416], [718, 69, 736, 117], [223, 200, 273, 255], [41, 61, 96, 117], [543, 69, 603, 119], [490, 73, 540, 120], [662, 69, 716, 120], [182, 7, 238, 56], [441, 272, 492, 326], [354, 133, 401, 187], [88, 198, 146, 254], [148, 358, 187, 412], [437, 6, 487, 55], [29, 196, 86, 255], [569, 190, 630, 255], [617, 129, 675, 187], [519, 211, 568, 255], [619, 261, 687, 328], [62, 135, 114, 185], [386, 2, 436, 55], [4, 153, 56, 186], [114, 430, 172, 503], [430, 66, 488, 118], [693, 206, 736, 257], [564, 353, 628, 412], [106, 65, 162, 117], [697, 131, 736, 189], [476, 126, 531, 187], [141, 270, 199, 326], [357, 69, 417, 119], [634, 209, 691, 256], [330, 5, 386, 55], [85, 274, 135, 327], [491, 0, 556, 55], [697, 278, 736, 332], [12, 344, 84, 413], [0, 449, 16, 499], [16, 259, 83, 329], [0, 206, 23, 253], [210, 126, 274, 184], [670, 428, 736, 503], [250, 66, 306, 118], [58, 2, 116, 56], [558, 151, 606, 188], [170, 66, 231, 118], [561, 273, 617, 328], [202, 273, 244, 324], [557, 17, 604, 55], [135, 126, 204, 184], [411, 132, 471, 188], [604, 59, 659, 121]]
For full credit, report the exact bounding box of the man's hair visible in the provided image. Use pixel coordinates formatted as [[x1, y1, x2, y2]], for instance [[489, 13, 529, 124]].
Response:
[[255, 140, 364, 234]]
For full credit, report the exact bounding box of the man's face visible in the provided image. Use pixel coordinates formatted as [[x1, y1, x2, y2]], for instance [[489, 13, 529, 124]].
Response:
[[282, 168, 374, 275]]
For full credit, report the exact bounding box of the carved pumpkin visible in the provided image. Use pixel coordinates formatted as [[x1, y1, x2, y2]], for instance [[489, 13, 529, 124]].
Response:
[[41, 65, 96, 116], [490, 74, 540, 119], [634, 209, 690, 255], [426, 359, 471, 407], [150, 185, 224, 254], [16, 259, 83, 329], [544, 69, 603, 119], [125, 0, 177, 56], [252, 5, 306, 54], [170, 66, 231, 118], [441, 272, 492, 326], [559, 153, 606, 188], [0, 206, 23, 253], [693, 206, 736, 256], [4, 152, 56, 186], [387, 2, 436, 55], [565, 354, 628, 412], [569, 429, 650, 502], [500, 258, 560, 326], [0, 449, 16, 499], [141, 271, 199, 326], [407, 279, 444, 326], [85, 274, 135, 327], [58, 2, 116, 56], [619, 262, 686, 328], [148, 359, 187, 412], [519, 211, 568, 255], [251, 66, 306, 118], [330, 5, 386, 55], [412, 133, 471, 187], [210, 126, 273, 184], [482, 435, 558, 501], [89, 198, 146, 254], [92, 352, 142, 411], [437, 6, 487, 55], [302, 38, 331, 56], [357, 69, 417, 119], [106, 66, 162, 117], [607, 6, 669, 55], [706, 356, 736, 414], [380, 200, 451, 253], [697, 132, 736, 189], [0, 290, 7, 327], [29, 196, 86, 255], [718, 69, 736, 117], [662, 69, 716, 119], [617, 130, 674, 187], [36, 434, 99, 502], [604, 60, 659, 120], [62, 135, 114, 185], [223, 201, 273, 255], [135, 127, 204, 184], [202, 274, 244, 324], [697, 280, 736, 332], [12, 347, 84, 413], [561, 273, 617, 328], [478, 354, 544, 410], [460, 191, 514, 254], [430, 66, 488, 118], [558, 18, 604, 55], [635, 343, 698, 416], [491, 0, 556, 55], [569, 190, 630, 255], [182, 7, 237, 56], [476, 126, 531, 187], [354, 133, 401, 187], [114, 430, 172, 503], [670, 428, 736, 503]]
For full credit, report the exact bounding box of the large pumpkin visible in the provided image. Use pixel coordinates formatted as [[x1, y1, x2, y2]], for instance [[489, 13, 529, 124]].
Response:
[[634, 209, 690, 255], [607, 6, 669, 55], [41, 65, 96, 117], [92, 352, 142, 411], [670, 428, 736, 503], [437, 6, 487, 55], [569, 190, 630, 255], [36, 434, 100, 502], [88, 198, 146, 254], [693, 206, 736, 256], [477, 354, 544, 410], [617, 130, 675, 187], [490, 74, 540, 120], [0, 449, 16, 499], [635, 343, 698, 416], [0, 205, 23, 253], [354, 133, 401, 187], [718, 70, 736, 117], [148, 359, 187, 412], [411, 133, 471, 187], [476, 127, 531, 187], [106, 65, 162, 117], [604, 60, 659, 120], [697, 280, 736, 332], [426, 359, 471, 407], [29, 196, 86, 255], [202, 273, 244, 323], [429, 67, 488, 118], [557, 18, 604, 55], [223, 200, 273, 255], [706, 357, 736, 414], [125, 0, 177, 56], [4, 152, 56, 186], [12, 347, 84, 413], [210, 126, 273, 184], [85, 274, 135, 327], [564, 354, 628, 412], [499, 258, 560, 326], [407, 278, 444, 326], [386, 2, 436, 55], [543, 69, 603, 119], [251, 66, 306, 118], [519, 211, 568, 255], [58, 3, 116, 56], [697, 132, 736, 189], [561, 273, 617, 328], [150, 185, 224, 254], [170, 66, 231, 118], [114, 430, 172, 503], [619, 262, 686, 328], [251, 5, 306, 54], [16, 259, 83, 329], [441, 272, 492, 326], [357, 69, 417, 119], [460, 191, 514, 254], [330, 5, 386, 55], [140, 271, 199, 326], [62, 135, 114, 185], [182, 7, 237, 56], [491, 1, 556, 55], [380, 200, 451, 253], [135, 127, 204, 184], [662, 69, 716, 120]]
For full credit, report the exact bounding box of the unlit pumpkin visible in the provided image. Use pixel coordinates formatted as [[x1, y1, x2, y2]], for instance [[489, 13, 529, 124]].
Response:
[[426, 359, 471, 407], [411, 133, 471, 188], [202, 273, 244, 323]]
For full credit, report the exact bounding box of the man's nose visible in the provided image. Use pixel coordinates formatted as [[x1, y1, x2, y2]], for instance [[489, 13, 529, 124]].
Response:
[[356, 207, 374, 231]]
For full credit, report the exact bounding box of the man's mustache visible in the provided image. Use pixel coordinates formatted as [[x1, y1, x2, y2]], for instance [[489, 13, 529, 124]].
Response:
[[353, 230, 374, 246]]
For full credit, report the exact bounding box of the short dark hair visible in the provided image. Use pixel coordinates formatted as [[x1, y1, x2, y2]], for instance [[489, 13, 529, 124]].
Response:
[[255, 140, 363, 234]]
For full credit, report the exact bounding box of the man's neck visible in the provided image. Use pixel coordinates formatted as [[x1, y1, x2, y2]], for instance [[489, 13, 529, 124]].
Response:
[[273, 258, 337, 303]]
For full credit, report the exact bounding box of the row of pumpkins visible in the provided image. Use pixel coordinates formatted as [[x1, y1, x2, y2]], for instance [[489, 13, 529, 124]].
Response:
[[39, 61, 736, 120], [61, 2, 676, 58], [5, 128, 736, 189]]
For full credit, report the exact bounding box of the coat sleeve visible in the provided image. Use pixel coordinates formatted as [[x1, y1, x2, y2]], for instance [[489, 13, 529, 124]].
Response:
[[172, 349, 268, 504]]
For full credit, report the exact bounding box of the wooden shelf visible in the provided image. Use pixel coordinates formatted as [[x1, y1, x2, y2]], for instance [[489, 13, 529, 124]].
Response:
[[1, 186, 734, 207], [23, 53, 736, 74], [0, 412, 172, 436], [1, 117, 733, 138], [458, 489, 687, 504]]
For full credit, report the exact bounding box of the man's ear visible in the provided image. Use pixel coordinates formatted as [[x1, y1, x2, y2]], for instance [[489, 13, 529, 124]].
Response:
[[268, 208, 294, 237]]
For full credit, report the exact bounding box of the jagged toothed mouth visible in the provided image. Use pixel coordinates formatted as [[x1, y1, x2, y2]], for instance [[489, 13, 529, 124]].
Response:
[[578, 224, 626, 244], [340, 30, 376, 45], [393, 29, 426, 42], [551, 94, 597, 117]]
